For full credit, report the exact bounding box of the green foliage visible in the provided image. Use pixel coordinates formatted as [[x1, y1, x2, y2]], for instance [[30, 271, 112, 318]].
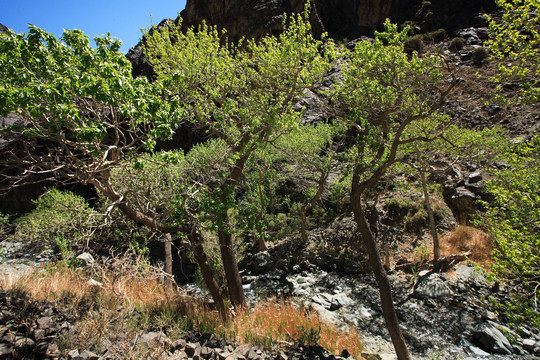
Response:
[[144, 10, 335, 161], [478, 136, 540, 326], [0, 212, 8, 235], [0, 26, 169, 149], [333, 20, 448, 181], [293, 324, 321, 346], [12, 189, 96, 261], [144, 9, 335, 244], [486, 0, 540, 103]]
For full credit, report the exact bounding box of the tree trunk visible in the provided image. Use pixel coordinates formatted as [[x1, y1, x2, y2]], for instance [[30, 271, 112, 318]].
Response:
[[189, 229, 229, 318], [419, 168, 440, 260], [218, 229, 246, 309], [163, 232, 174, 288], [351, 193, 411, 360]]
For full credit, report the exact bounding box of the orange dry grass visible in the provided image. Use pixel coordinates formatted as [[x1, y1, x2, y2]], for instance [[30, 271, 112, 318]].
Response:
[[1, 267, 363, 357], [440, 225, 493, 265], [232, 299, 363, 358], [0, 264, 184, 310]]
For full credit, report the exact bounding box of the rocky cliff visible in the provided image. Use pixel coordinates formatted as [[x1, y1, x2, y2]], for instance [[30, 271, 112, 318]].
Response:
[[127, 0, 497, 77], [178, 0, 498, 42], [179, 0, 396, 42]]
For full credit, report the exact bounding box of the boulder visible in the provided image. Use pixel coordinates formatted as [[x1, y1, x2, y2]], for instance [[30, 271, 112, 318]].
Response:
[[412, 271, 453, 299], [472, 321, 513, 355]]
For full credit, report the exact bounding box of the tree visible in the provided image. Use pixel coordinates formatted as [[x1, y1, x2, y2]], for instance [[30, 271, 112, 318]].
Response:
[[144, 7, 335, 308], [486, 0, 540, 103], [332, 21, 455, 360], [0, 26, 234, 315], [0, 26, 186, 278]]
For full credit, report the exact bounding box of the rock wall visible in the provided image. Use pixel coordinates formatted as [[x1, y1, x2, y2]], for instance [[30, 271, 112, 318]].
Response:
[[178, 0, 497, 42], [179, 0, 403, 42]]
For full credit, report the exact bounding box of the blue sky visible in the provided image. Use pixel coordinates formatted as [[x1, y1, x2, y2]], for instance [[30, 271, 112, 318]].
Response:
[[1, 0, 187, 52]]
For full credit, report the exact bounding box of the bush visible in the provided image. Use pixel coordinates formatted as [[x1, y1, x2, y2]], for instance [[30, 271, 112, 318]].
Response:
[[13, 189, 97, 261], [423, 28, 446, 42], [404, 35, 424, 53], [485, 0, 540, 103], [449, 37, 466, 51], [471, 47, 489, 66]]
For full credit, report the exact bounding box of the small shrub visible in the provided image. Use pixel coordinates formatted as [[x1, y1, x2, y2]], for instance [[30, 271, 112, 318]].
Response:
[[413, 242, 431, 263], [404, 35, 424, 53], [423, 28, 446, 42], [471, 47, 489, 66], [449, 37, 466, 51], [12, 189, 97, 262]]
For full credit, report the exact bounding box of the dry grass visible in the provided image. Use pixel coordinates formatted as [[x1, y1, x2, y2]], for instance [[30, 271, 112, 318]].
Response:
[[0, 260, 364, 358], [440, 225, 493, 265], [231, 299, 363, 357]]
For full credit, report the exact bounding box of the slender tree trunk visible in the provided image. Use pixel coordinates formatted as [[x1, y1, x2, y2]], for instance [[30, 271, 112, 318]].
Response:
[[189, 229, 229, 319], [163, 233, 174, 288], [255, 168, 268, 252], [419, 168, 440, 260], [351, 192, 411, 360], [218, 229, 246, 309]]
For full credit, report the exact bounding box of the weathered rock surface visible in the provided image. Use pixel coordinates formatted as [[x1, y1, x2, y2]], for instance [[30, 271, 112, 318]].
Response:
[[472, 321, 514, 355]]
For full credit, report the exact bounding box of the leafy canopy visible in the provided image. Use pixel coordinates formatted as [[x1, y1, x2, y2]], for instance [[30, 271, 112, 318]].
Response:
[[0, 26, 171, 154]]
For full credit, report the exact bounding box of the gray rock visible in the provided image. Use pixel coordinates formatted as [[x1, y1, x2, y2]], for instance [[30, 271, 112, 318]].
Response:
[[79, 350, 100, 360], [0, 343, 13, 359], [185, 342, 201, 358], [413, 273, 453, 299], [68, 349, 80, 359], [251, 251, 274, 273], [454, 265, 487, 286], [331, 293, 354, 308], [472, 321, 513, 355], [467, 171, 483, 184], [523, 338, 536, 351], [137, 331, 167, 348], [76, 252, 95, 265], [468, 344, 491, 357], [14, 336, 35, 349], [37, 316, 53, 329]]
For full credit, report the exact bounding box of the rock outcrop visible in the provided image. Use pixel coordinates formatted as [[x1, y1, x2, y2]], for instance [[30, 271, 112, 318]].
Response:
[[178, 0, 498, 43], [127, 0, 498, 77], [0, 23, 8, 33]]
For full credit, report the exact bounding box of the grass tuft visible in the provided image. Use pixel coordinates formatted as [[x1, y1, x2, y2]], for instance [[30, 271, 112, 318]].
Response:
[[440, 225, 493, 265]]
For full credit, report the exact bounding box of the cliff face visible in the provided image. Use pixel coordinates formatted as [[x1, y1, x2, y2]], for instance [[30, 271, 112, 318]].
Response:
[[178, 0, 497, 42], [179, 0, 405, 42], [127, 0, 498, 77]]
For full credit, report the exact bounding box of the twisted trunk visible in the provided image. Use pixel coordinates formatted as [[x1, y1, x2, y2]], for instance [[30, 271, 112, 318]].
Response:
[[350, 190, 411, 360]]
